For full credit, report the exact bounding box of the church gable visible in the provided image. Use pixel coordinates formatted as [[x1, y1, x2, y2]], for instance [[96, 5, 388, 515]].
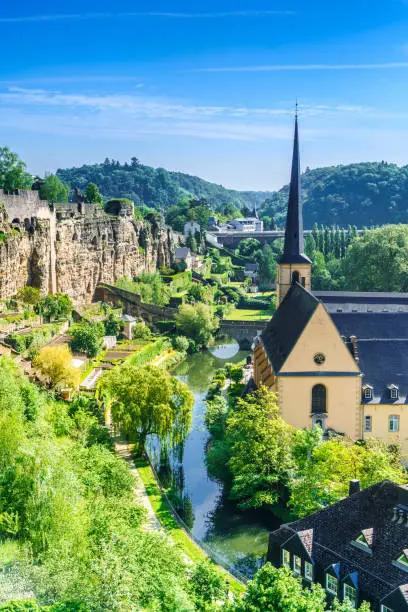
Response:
[[280, 304, 361, 374]]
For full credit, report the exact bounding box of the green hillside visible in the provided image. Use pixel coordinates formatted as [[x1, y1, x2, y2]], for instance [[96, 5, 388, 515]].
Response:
[[262, 162, 408, 228], [56, 158, 270, 212], [57, 159, 408, 227]]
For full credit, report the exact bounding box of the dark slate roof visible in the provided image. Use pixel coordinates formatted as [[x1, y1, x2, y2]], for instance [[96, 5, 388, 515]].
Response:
[[175, 247, 191, 259], [357, 340, 408, 404], [330, 312, 408, 403], [279, 115, 311, 266], [270, 480, 408, 604], [245, 263, 259, 272], [260, 283, 319, 372], [316, 291, 408, 313], [331, 312, 408, 340]]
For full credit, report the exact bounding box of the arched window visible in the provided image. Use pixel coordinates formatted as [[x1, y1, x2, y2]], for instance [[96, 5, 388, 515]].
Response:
[[312, 384, 327, 414], [292, 270, 300, 284]]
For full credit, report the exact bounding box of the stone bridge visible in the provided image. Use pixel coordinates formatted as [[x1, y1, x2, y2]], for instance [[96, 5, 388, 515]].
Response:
[[207, 229, 364, 250], [218, 319, 268, 351]]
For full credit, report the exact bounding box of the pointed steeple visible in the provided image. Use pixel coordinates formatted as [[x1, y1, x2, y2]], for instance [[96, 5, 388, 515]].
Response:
[[279, 112, 311, 265]]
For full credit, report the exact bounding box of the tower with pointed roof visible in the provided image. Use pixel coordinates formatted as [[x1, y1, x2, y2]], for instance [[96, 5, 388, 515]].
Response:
[[276, 113, 311, 305]]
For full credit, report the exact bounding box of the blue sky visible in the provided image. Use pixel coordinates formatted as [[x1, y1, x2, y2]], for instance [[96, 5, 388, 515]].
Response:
[[1, 0, 408, 190]]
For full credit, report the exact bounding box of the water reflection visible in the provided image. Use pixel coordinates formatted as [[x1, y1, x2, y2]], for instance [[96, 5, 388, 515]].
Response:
[[146, 337, 274, 577]]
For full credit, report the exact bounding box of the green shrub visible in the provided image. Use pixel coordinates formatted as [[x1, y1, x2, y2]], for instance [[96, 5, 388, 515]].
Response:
[[172, 335, 189, 352], [133, 322, 153, 340]]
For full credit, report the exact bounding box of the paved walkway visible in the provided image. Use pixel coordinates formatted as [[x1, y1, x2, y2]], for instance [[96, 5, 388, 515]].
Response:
[[114, 438, 161, 531]]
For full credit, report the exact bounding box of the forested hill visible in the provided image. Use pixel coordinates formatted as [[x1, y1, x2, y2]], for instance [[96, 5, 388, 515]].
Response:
[[56, 158, 270, 212], [262, 162, 408, 228], [57, 159, 408, 227]]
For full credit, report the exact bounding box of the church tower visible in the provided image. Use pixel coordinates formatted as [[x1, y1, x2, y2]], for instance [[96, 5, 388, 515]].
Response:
[[277, 113, 312, 305]]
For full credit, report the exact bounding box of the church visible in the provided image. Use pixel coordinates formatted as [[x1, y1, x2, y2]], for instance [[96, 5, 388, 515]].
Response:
[[253, 116, 408, 451]]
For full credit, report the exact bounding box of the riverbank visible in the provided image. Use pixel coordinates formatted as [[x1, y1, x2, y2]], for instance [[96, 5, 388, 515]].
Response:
[[133, 454, 246, 597]]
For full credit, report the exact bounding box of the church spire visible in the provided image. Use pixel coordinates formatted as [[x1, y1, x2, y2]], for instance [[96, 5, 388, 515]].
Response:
[[279, 111, 311, 265]]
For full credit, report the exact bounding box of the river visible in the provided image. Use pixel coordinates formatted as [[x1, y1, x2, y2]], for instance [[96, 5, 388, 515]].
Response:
[[146, 338, 281, 579]]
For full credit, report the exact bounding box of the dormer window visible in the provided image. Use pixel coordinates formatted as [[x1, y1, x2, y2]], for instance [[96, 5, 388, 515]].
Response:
[[393, 551, 408, 572], [363, 385, 373, 400], [388, 385, 399, 400], [351, 531, 372, 553]]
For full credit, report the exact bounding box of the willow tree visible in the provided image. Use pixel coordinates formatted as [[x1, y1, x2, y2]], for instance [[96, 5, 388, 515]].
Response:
[[100, 365, 194, 455]]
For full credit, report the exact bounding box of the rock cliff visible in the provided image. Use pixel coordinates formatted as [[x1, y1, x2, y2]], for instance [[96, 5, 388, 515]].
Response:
[[0, 197, 174, 304], [55, 216, 174, 304]]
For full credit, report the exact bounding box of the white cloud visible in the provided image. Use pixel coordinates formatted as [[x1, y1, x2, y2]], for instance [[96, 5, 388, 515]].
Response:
[[0, 87, 399, 144], [0, 87, 374, 121], [195, 62, 408, 73], [0, 10, 294, 24]]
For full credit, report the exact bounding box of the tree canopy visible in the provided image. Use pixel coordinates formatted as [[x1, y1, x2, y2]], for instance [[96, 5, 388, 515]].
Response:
[[175, 303, 219, 350], [261, 161, 408, 228], [0, 146, 32, 191], [99, 364, 194, 454], [56, 159, 268, 213], [39, 175, 69, 203]]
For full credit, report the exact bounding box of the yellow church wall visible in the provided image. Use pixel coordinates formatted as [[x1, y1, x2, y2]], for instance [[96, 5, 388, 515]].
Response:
[[277, 263, 311, 304], [363, 404, 408, 452], [280, 304, 360, 374], [278, 376, 362, 438]]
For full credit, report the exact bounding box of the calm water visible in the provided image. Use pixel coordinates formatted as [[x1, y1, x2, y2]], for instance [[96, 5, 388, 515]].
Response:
[[146, 338, 280, 578]]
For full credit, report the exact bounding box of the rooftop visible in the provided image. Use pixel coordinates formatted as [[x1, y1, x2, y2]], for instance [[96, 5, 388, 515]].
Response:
[[270, 480, 408, 604], [260, 282, 319, 372]]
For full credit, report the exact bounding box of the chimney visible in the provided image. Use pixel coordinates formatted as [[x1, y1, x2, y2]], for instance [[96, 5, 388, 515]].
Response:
[[349, 479, 361, 496]]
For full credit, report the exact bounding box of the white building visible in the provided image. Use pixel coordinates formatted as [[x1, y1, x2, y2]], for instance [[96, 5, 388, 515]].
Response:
[[184, 220, 200, 238], [229, 217, 263, 232]]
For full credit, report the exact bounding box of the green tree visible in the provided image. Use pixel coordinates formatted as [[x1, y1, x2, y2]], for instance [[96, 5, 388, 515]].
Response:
[[175, 303, 218, 349], [188, 560, 227, 610], [39, 174, 69, 203], [69, 322, 104, 357], [104, 313, 122, 336], [16, 286, 41, 305], [100, 365, 193, 454], [237, 238, 261, 258], [35, 293, 73, 321], [233, 564, 326, 612], [0, 146, 32, 191], [257, 244, 276, 287], [84, 182, 103, 204], [33, 345, 80, 390], [226, 387, 293, 509], [311, 251, 332, 290], [233, 564, 370, 612], [289, 436, 407, 517], [342, 225, 408, 291]]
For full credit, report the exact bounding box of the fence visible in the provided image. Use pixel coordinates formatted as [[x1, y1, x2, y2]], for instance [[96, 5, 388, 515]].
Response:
[[145, 453, 251, 586]]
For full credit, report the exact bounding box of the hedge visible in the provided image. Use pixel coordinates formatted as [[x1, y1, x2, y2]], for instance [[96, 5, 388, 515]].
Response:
[[237, 297, 271, 310], [125, 338, 171, 367], [155, 320, 176, 334], [7, 323, 62, 354]]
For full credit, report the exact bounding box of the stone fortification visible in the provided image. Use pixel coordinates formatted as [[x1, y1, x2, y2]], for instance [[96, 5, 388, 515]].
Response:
[[0, 190, 174, 304]]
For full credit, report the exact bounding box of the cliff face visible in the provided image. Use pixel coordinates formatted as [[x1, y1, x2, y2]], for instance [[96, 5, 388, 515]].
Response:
[[0, 212, 174, 304], [55, 216, 174, 304], [0, 220, 51, 298]]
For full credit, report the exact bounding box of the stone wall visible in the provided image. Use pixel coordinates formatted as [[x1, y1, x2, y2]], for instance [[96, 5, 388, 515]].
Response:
[[0, 189, 52, 222]]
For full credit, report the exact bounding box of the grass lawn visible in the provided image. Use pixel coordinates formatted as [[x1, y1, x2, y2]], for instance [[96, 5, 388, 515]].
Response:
[[134, 456, 246, 597], [224, 308, 273, 322]]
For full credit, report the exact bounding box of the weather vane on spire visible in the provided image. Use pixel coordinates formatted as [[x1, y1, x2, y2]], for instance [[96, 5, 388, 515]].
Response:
[[295, 99, 299, 117]]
